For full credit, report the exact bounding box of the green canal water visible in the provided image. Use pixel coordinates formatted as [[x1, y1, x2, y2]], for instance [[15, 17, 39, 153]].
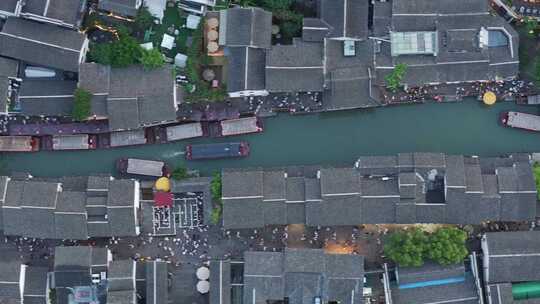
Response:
[[2, 101, 540, 177]]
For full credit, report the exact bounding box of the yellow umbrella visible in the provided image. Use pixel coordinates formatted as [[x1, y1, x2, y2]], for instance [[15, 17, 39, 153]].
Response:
[[483, 91, 496, 105], [155, 177, 171, 192]]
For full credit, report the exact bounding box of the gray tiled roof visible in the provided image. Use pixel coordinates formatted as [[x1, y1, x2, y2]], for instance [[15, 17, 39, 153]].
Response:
[[320, 168, 360, 196], [210, 260, 231, 304], [318, 0, 368, 40], [222, 198, 264, 229], [54, 246, 92, 270], [0, 18, 86, 72], [79, 64, 176, 131], [286, 177, 305, 203], [0, 262, 22, 302], [222, 170, 263, 198], [391, 262, 479, 304], [78, 63, 111, 104], [98, 0, 139, 17], [0, 0, 19, 16], [0, 57, 19, 78], [222, 7, 272, 49], [23, 266, 47, 304], [21, 0, 86, 28], [19, 79, 76, 117], [222, 154, 537, 229], [108, 260, 135, 291], [483, 231, 540, 284], [1, 175, 138, 239], [263, 171, 286, 201], [107, 66, 177, 131], [302, 18, 330, 42], [265, 41, 324, 92], [392, 0, 488, 15], [243, 249, 364, 304], [146, 261, 168, 304], [323, 66, 378, 111], [226, 47, 266, 93]]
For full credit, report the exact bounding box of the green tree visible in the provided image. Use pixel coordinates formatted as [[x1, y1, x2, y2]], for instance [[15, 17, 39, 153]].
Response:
[[384, 228, 428, 267], [280, 20, 302, 39], [234, 0, 255, 7], [88, 43, 112, 65], [535, 59, 540, 85], [139, 48, 165, 70], [171, 166, 189, 180], [87, 30, 143, 67], [135, 6, 155, 31], [426, 227, 469, 265], [261, 0, 292, 10], [109, 32, 142, 67], [385, 63, 407, 92], [72, 88, 92, 121]]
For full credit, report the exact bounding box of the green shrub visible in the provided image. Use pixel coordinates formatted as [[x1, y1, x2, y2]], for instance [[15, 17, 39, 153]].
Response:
[[72, 88, 92, 121], [385, 63, 407, 92], [135, 6, 155, 31], [210, 203, 222, 225], [210, 172, 222, 201], [533, 162, 540, 199]]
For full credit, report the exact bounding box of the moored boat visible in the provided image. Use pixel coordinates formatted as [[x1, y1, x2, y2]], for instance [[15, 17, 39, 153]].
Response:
[[218, 117, 263, 137], [117, 158, 167, 177], [0, 136, 39, 152], [41, 134, 98, 151], [501, 111, 540, 132], [185, 142, 250, 160]]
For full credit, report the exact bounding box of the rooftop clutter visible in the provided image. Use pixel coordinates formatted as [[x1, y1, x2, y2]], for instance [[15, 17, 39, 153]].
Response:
[[0, 245, 170, 304], [373, 0, 519, 87]]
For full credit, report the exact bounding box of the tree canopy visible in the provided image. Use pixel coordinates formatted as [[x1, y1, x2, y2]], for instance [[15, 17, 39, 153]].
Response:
[[72, 88, 92, 121], [384, 227, 469, 267], [135, 7, 155, 31], [384, 228, 428, 267], [426, 227, 469, 265], [139, 48, 165, 70], [88, 29, 143, 68]]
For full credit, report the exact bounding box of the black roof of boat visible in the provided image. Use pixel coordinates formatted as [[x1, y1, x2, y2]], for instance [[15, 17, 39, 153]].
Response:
[[188, 142, 246, 159]]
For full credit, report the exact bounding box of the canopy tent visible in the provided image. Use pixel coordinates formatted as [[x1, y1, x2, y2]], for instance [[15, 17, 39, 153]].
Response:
[[154, 191, 173, 207], [197, 280, 209, 294], [196, 267, 210, 280]]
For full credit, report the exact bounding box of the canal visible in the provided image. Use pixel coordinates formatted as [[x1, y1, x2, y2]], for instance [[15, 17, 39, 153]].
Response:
[[2, 101, 540, 177]]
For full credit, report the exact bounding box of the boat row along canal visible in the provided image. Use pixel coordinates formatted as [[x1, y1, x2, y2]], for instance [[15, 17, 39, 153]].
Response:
[[3, 101, 540, 177]]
